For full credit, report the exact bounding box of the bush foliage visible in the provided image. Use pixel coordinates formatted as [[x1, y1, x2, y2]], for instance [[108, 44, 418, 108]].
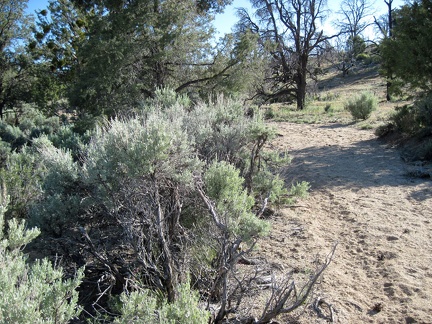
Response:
[[0, 196, 83, 323], [344, 92, 377, 120], [385, 94, 432, 136], [0, 90, 312, 322], [113, 281, 209, 324]]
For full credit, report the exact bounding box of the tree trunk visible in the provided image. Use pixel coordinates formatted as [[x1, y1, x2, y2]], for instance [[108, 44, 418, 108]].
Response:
[[296, 79, 306, 110], [386, 80, 391, 101], [296, 55, 308, 110], [155, 187, 176, 303], [385, 0, 393, 101]]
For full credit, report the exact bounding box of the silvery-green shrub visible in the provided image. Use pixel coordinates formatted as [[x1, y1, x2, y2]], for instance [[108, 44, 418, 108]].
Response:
[[0, 197, 83, 323], [0, 146, 44, 220], [114, 281, 209, 324], [29, 136, 84, 236], [204, 160, 270, 240], [344, 92, 377, 120]]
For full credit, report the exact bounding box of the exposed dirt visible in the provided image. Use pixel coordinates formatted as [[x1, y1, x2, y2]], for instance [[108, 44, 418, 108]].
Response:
[[261, 122, 432, 323]]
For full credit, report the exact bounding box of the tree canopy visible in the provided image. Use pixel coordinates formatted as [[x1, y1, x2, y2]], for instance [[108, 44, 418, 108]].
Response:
[[4, 0, 430, 118], [380, 0, 432, 96], [29, 0, 251, 117], [236, 0, 338, 109], [0, 0, 34, 119]]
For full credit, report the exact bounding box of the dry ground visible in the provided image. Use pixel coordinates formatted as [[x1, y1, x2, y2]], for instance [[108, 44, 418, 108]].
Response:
[[260, 121, 432, 323]]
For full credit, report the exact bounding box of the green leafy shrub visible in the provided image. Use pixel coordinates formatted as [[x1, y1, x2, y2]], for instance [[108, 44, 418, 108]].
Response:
[[0, 104, 88, 156], [387, 95, 432, 136], [378, 96, 432, 161], [144, 87, 191, 110], [184, 95, 283, 203], [48, 125, 87, 160], [264, 107, 275, 119], [289, 181, 311, 201], [0, 141, 11, 167], [0, 147, 44, 220], [391, 104, 418, 134], [316, 92, 340, 102], [84, 113, 200, 205], [415, 93, 432, 129], [375, 123, 395, 138], [0, 196, 83, 323], [344, 92, 377, 120], [114, 281, 209, 324], [29, 137, 84, 236], [26, 90, 304, 320], [14, 106, 61, 140], [28, 116, 61, 140], [72, 113, 100, 135], [186, 95, 254, 165], [356, 53, 373, 64], [254, 177, 310, 208], [0, 122, 26, 150], [204, 160, 270, 240], [81, 111, 203, 303], [252, 171, 289, 209]]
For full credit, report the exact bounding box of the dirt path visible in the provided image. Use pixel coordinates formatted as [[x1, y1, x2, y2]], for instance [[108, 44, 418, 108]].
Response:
[[263, 122, 432, 323]]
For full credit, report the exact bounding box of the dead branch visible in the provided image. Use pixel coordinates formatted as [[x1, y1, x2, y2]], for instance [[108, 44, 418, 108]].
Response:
[[256, 195, 270, 219], [79, 226, 125, 287], [255, 243, 338, 323], [313, 296, 335, 322], [196, 183, 227, 232]]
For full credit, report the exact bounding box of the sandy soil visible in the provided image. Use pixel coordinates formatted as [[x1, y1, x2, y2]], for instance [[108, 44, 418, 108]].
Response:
[[261, 122, 432, 323]]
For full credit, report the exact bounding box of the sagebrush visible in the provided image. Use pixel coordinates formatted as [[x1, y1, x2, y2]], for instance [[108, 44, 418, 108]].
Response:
[[344, 92, 377, 120], [0, 194, 83, 324], [0, 90, 323, 323]]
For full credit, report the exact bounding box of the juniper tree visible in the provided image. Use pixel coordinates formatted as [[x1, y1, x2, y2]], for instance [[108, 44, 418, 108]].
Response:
[[380, 0, 432, 96], [236, 0, 339, 109]]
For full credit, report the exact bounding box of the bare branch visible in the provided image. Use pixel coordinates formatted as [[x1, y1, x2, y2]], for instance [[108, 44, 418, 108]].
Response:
[[174, 60, 238, 93], [336, 0, 376, 38], [196, 182, 228, 232], [79, 226, 126, 287], [236, 0, 339, 109], [256, 243, 338, 323], [313, 296, 335, 322]]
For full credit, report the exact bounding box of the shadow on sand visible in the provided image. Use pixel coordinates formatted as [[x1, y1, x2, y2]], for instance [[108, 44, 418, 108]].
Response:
[[281, 136, 432, 201]]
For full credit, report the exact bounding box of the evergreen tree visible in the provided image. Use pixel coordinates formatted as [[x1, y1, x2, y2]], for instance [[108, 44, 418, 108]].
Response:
[[380, 0, 432, 96], [237, 0, 337, 109], [28, 0, 95, 114], [0, 0, 34, 119], [29, 0, 258, 120]]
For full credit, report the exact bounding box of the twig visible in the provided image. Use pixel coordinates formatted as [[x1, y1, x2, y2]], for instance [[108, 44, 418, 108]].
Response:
[[196, 183, 227, 231], [288, 204, 310, 209], [79, 227, 125, 286], [257, 243, 338, 323], [313, 297, 335, 322], [256, 195, 270, 218]]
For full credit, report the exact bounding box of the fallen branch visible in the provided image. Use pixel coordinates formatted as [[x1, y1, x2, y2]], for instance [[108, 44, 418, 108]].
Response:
[[79, 226, 124, 286], [313, 297, 335, 322], [256, 243, 338, 323]]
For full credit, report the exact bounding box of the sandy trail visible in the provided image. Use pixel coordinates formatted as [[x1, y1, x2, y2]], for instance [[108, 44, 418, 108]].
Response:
[[263, 122, 432, 323]]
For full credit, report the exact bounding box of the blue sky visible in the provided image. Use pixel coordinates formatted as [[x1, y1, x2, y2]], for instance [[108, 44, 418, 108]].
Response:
[[26, 0, 405, 37], [212, 0, 405, 37], [26, 0, 47, 13]]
